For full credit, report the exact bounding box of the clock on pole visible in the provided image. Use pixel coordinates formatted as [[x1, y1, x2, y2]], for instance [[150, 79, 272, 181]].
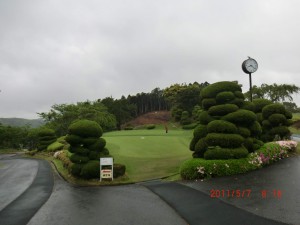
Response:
[[242, 57, 258, 102]]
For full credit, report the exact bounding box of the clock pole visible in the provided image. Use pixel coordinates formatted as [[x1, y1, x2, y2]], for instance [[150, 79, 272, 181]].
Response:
[[249, 73, 252, 102], [242, 57, 258, 102]]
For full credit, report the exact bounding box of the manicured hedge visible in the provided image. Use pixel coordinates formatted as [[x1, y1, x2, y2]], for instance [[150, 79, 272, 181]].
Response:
[[252, 99, 272, 113], [200, 81, 242, 98], [268, 114, 287, 126], [68, 120, 103, 138], [69, 154, 89, 164], [222, 109, 256, 126], [199, 111, 215, 125], [182, 123, 198, 130], [80, 160, 100, 179], [262, 103, 286, 119], [249, 121, 262, 136], [204, 146, 248, 160], [208, 104, 239, 116], [216, 91, 235, 104], [180, 158, 256, 180], [193, 125, 208, 140], [113, 164, 126, 178], [202, 98, 217, 110], [234, 91, 245, 99], [237, 127, 251, 138], [90, 138, 106, 152], [205, 133, 244, 148], [194, 138, 208, 157], [189, 137, 197, 151], [65, 135, 83, 146], [207, 120, 238, 134], [270, 126, 291, 138], [241, 101, 255, 112]]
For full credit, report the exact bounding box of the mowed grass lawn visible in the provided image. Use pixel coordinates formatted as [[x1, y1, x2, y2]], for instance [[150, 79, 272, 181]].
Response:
[[103, 128, 193, 182]]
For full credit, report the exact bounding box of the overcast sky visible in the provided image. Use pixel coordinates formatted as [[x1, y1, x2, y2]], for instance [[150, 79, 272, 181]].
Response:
[[1, 0, 300, 119]]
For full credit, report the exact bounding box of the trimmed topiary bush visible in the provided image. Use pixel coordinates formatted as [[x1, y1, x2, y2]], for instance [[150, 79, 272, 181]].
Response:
[[69, 154, 89, 164], [68, 120, 103, 138], [208, 104, 239, 116], [193, 125, 208, 140], [37, 128, 56, 151], [80, 160, 100, 179], [262, 103, 286, 119], [249, 121, 262, 137], [204, 146, 249, 160], [222, 109, 257, 126], [194, 138, 208, 157], [207, 120, 238, 134], [241, 101, 255, 112], [113, 164, 126, 178], [237, 127, 251, 138], [205, 133, 244, 148], [199, 111, 215, 125], [252, 99, 272, 113], [200, 81, 242, 99], [65, 135, 83, 146], [268, 114, 287, 126], [202, 98, 217, 110], [146, 124, 156, 129], [234, 91, 245, 99], [216, 91, 235, 104]]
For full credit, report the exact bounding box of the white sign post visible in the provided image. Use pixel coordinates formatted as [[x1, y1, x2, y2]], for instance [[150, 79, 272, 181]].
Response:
[[100, 157, 113, 181]]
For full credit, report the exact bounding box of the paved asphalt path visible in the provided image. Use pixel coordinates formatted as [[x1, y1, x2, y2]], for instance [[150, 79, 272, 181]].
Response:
[[1, 154, 299, 225], [0, 155, 53, 225]]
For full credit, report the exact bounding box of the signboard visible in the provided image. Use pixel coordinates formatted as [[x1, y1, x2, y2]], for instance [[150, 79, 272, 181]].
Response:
[[100, 157, 113, 166], [101, 169, 112, 178], [100, 157, 113, 181]]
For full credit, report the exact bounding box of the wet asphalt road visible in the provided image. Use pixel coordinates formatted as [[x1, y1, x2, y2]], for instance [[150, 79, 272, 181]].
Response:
[[0, 154, 299, 225]]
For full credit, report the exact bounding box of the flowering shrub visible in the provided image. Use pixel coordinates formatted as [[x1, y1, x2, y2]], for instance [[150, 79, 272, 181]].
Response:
[[276, 140, 297, 152], [181, 140, 298, 180]]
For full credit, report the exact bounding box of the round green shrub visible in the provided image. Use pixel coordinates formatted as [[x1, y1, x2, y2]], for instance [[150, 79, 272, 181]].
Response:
[[287, 119, 294, 126], [249, 121, 262, 136], [69, 154, 89, 164], [182, 123, 198, 130], [202, 98, 217, 110], [285, 110, 293, 119], [237, 127, 251, 138], [205, 133, 244, 148], [270, 126, 291, 138], [37, 128, 56, 137], [82, 137, 98, 146], [88, 151, 101, 160], [101, 148, 110, 156], [222, 109, 257, 126], [80, 160, 100, 179], [268, 114, 287, 126], [124, 126, 134, 130], [252, 99, 272, 113], [65, 134, 83, 146], [71, 163, 83, 176], [193, 125, 208, 140], [39, 136, 57, 141], [113, 164, 126, 178], [204, 146, 248, 160], [200, 81, 242, 98], [262, 120, 271, 128], [234, 91, 245, 99], [189, 137, 197, 151], [207, 120, 237, 134], [146, 124, 156, 129], [199, 111, 215, 125], [208, 104, 239, 116], [262, 103, 286, 119], [256, 113, 263, 123], [68, 119, 103, 138], [194, 138, 208, 157], [241, 101, 255, 112], [75, 147, 90, 156], [229, 98, 244, 107], [243, 137, 254, 152], [216, 91, 235, 104], [90, 138, 106, 151]]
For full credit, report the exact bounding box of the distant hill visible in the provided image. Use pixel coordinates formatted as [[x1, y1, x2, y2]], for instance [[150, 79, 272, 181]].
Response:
[[0, 118, 44, 128]]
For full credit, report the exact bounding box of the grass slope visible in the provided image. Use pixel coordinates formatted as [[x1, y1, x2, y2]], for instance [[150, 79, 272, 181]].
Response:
[[103, 128, 192, 182]]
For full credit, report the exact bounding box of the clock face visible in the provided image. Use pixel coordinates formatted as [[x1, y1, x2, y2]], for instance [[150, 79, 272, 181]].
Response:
[[244, 58, 258, 73]]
